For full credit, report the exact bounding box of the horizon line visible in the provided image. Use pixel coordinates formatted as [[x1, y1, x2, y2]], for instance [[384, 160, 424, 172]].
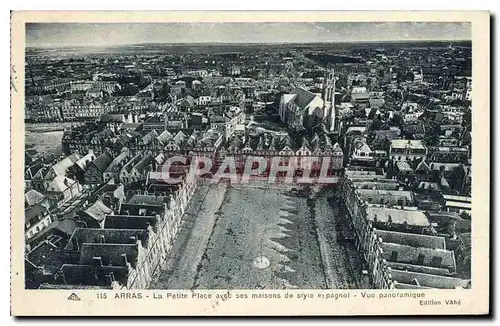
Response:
[[26, 39, 472, 49]]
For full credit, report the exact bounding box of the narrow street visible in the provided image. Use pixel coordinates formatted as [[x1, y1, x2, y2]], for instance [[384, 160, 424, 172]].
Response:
[[313, 189, 365, 289], [151, 182, 228, 289]]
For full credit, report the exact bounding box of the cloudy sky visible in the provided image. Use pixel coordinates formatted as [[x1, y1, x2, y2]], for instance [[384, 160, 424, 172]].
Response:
[[26, 22, 471, 47]]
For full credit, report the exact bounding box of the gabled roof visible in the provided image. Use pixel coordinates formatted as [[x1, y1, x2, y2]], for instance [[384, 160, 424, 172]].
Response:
[[121, 154, 143, 173], [382, 242, 456, 271], [128, 194, 169, 206], [391, 139, 426, 150], [105, 149, 129, 173], [142, 130, 158, 145], [47, 176, 79, 193], [366, 206, 430, 227], [374, 229, 446, 249], [83, 200, 113, 223], [282, 94, 297, 105], [132, 154, 154, 174], [25, 189, 46, 207], [26, 240, 78, 274], [79, 243, 139, 267], [173, 130, 187, 144], [292, 87, 320, 110], [155, 153, 165, 165], [91, 151, 113, 173], [25, 204, 49, 226], [48, 153, 80, 178], [180, 95, 195, 107], [65, 227, 149, 251], [415, 159, 430, 172], [332, 142, 343, 153], [355, 139, 372, 151], [396, 161, 413, 172], [429, 162, 462, 172], [104, 214, 158, 230], [157, 130, 173, 145], [390, 270, 470, 289]]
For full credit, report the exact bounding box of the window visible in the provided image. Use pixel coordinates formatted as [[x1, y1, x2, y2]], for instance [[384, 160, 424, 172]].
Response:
[[416, 254, 425, 265], [390, 251, 398, 261], [431, 256, 443, 268]]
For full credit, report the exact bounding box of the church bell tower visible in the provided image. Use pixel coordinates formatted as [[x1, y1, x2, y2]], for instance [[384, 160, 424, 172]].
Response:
[[323, 69, 336, 132]]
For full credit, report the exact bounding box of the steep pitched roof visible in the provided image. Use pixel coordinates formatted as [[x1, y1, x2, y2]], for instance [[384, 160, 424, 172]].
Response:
[[48, 153, 80, 177], [91, 151, 113, 173], [173, 130, 187, 144], [133, 155, 154, 174], [142, 130, 158, 145], [83, 200, 113, 223], [65, 227, 149, 251], [282, 94, 297, 105], [157, 130, 173, 145], [47, 176, 79, 193], [292, 87, 319, 110], [382, 242, 455, 270], [390, 270, 470, 289], [105, 149, 129, 173], [75, 151, 96, 171], [25, 189, 46, 207], [366, 206, 430, 227], [374, 229, 446, 249], [25, 204, 49, 226]]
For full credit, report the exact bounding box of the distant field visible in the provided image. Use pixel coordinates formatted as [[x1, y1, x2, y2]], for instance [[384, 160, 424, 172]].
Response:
[[26, 40, 471, 58]]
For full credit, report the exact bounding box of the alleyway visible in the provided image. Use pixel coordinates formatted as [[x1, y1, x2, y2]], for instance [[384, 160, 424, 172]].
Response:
[[313, 189, 365, 289], [151, 182, 228, 289]]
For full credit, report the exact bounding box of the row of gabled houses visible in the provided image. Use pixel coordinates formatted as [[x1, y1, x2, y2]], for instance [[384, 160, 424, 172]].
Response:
[[62, 123, 226, 158], [25, 167, 198, 290], [340, 166, 471, 289], [220, 132, 344, 168]]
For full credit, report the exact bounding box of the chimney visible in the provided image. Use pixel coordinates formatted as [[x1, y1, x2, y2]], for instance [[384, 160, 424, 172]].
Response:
[[104, 274, 113, 285], [121, 253, 128, 266], [71, 237, 80, 251], [92, 256, 103, 267], [450, 220, 457, 240]]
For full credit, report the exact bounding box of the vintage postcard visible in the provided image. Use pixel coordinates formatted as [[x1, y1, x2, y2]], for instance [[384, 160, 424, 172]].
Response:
[[11, 11, 490, 316]]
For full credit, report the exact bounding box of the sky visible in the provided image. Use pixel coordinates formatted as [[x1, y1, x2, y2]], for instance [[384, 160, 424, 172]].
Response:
[[26, 22, 471, 47]]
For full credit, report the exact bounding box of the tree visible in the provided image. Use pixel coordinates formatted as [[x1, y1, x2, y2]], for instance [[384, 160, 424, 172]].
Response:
[[424, 120, 442, 147], [449, 165, 466, 192], [460, 211, 471, 220], [388, 114, 403, 127], [369, 116, 383, 131]]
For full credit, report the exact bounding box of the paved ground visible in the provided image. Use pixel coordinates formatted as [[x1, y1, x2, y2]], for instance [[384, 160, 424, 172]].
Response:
[[153, 183, 367, 289], [25, 130, 64, 157], [193, 184, 326, 289], [25, 123, 75, 157], [313, 189, 365, 289], [151, 182, 228, 289]]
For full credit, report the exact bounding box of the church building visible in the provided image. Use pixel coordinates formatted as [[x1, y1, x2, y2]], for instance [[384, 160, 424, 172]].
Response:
[[279, 69, 337, 132]]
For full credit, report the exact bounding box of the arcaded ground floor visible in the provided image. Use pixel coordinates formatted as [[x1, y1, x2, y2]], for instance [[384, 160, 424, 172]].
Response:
[[151, 182, 368, 290]]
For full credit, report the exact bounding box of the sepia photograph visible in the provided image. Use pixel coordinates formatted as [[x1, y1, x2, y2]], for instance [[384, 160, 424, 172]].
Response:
[[10, 11, 490, 316]]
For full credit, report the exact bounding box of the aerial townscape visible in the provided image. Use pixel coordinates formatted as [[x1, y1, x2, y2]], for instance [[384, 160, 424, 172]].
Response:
[[24, 39, 472, 291]]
